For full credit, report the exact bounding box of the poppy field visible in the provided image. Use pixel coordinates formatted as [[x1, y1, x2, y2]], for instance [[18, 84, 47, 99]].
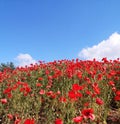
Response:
[[0, 58, 120, 124]]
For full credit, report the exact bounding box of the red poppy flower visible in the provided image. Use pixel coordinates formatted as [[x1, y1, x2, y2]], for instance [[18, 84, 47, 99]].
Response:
[[0, 98, 7, 104], [55, 118, 63, 124], [82, 108, 95, 120], [114, 90, 120, 101], [14, 118, 21, 124], [76, 92, 83, 98], [56, 90, 61, 95], [72, 84, 83, 91], [77, 72, 82, 79], [108, 81, 115, 86], [84, 102, 90, 107], [59, 96, 66, 103], [7, 114, 13, 120], [3, 87, 12, 94], [97, 74, 103, 81], [68, 90, 77, 101], [39, 89, 45, 95], [96, 98, 104, 105], [73, 116, 83, 123], [24, 118, 35, 124], [36, 83, 42, 87], [116, 90, 120, 96], [114, 96, 120, 101], [38, 77, 43, 81], [92, 83, 100, 95]]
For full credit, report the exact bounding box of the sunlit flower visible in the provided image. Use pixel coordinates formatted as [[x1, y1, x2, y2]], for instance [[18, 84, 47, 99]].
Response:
[[14, 118, 21, 124], [36, 83, 42, 87], [59, 96, 66, 103], [7, 114, 13, 120], [39, 89, 45, 95], [82, 108, 95, 120], [55, 118, 63, 124], [38, 77, 43, 81], [68, 90, 77, 101], [108, 81, 115, 86], [24, 118, 35, 124], [73, 116, 83, 123], [0, 98, 7, 104], [96, 98, 104, 105], [72, 83, 83, 91]]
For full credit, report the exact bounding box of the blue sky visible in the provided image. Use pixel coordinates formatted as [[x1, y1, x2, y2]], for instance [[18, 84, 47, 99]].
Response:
[[1, 0, 120, 66]]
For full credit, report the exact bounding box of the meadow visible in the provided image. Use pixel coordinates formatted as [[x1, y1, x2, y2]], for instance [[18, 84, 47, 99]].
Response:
[[0, 58, 120, 124]]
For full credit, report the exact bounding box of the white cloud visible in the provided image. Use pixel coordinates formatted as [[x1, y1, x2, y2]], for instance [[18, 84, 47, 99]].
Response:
[[78, 32, 120, 60], [15, 53, 37, 67]]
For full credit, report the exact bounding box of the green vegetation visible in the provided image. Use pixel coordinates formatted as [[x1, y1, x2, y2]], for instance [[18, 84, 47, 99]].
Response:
[[0, 58, 120, 124]]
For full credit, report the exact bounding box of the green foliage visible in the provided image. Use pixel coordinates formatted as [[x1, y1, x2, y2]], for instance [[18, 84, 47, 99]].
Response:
[[0, 62, 15, 71], [0, 59, 120, 123]]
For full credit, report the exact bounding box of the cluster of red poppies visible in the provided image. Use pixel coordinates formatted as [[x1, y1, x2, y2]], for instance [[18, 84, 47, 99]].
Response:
[[0, 58, 120, 123]]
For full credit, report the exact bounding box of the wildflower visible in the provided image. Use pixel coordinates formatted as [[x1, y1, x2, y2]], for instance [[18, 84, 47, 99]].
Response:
[[55, 118, 63, 124], [72, 83, 83, 91], [36, 83, 42, 87], [7, 93, 12, 98], [116, 90, 120, 96], [38, 77, 43, 81], [22, 82, 28, 87], [14, 118, 21, 124], [114, 90, 120, 101], [7, 114, 13, 120], [25, 86, 31, 93], [112, 87, 116, 92], [3, 87, 12, 94], [46, 91, 56, 98], [73, 116, 83, 123], [114, 96, 120, 101], [68, 90, 77, 101], [109, 70, 116, 76], [96, 98, 104, 105], [97, 74, 103, 81], [82, 108, 95, 120], [39, 89, 45, 95], [0, 98, 7, 104], [76, 92, 83, 98], [108, 81, 115, 86], [56, 90, 61, 95], [24, 118, 35, 124], [77, 72, 82, 79], [92, 83, 100, 95], [46, 91, 53, 96], [85, 90, 91, 95], [59, 96, 66, 103], [84, 102, 89, 107]]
